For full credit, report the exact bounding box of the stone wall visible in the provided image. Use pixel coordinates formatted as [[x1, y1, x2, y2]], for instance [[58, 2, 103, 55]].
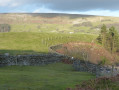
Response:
[[49, 44, 64, 55], [0, 44, 119, 77], [73, 59, 119, 77], [0, 53, 65, 66], [49, 44, 119, 77]]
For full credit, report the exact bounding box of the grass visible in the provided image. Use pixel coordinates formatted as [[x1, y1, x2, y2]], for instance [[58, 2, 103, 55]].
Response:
[[1, 13, 119, 90], [11, 24, 72, 33], [0, 32, 97, 55], [2, 13, 119, 34], [0, 63, 95, 90], [10, 23, 99, 34]]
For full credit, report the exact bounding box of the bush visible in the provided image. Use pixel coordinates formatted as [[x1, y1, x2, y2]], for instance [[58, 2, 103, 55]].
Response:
[[99, 56, 110, 65], [67, 74, 119, 90], [0, 24, 11, 32], [73, 22, 92, 27]]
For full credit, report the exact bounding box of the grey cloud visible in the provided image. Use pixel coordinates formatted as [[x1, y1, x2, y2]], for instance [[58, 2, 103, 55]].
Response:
[[12, 0, 119, 11]]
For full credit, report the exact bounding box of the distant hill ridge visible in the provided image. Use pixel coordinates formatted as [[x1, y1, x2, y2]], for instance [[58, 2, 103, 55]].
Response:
[[0, 13, 119, 34]]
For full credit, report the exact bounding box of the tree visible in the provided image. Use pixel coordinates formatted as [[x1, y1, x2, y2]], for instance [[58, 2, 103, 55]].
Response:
[[97, 24, 107, 46], [108, 26, 119, 53], [97, 34, 102, 44], [97, 25, 119, 53], [100, 24, 107, 47]]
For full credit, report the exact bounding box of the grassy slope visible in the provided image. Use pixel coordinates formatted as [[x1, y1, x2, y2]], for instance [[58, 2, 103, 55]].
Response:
[[0, 63, 95, 90], [0, 32, 97, 55], [1, 13, 119, 34]]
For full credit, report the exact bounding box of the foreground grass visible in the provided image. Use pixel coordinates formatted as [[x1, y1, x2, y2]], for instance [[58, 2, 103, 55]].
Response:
[[0, 32, 97, 55], [71, 75, 119, 90], [0, 63, 95, 90]]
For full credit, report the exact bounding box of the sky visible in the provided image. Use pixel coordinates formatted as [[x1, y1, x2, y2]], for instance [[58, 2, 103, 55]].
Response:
[[0, 0, 119, 17]]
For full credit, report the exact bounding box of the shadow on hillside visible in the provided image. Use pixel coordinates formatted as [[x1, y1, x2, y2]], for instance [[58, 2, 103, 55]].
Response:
[[0, 49, 46, 55], [27, 13, 95, 19]]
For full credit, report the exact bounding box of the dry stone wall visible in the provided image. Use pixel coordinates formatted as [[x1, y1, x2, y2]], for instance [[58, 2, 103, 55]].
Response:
[[50, 44, 119, 77], [73, 60, 119, 77], [0, 44, 119, 77], [0, 53, 65, 66]]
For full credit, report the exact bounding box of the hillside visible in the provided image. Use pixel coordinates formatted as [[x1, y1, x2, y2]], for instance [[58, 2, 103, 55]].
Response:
[[0, 13, 119, 90], [0, 13, 119, 34], [0, 32, 96, 55]]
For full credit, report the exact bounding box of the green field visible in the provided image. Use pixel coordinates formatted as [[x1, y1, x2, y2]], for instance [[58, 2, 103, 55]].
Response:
[[0, 32, 97, 55], [0, 63, 95, 90], [0, 32, 96, 90], [0, 13, 118, 90], [1, 13, 119, 34]]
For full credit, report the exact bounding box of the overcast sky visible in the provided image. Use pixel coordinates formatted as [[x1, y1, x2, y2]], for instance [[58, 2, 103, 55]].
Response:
[[0, 0, 119, 17]]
